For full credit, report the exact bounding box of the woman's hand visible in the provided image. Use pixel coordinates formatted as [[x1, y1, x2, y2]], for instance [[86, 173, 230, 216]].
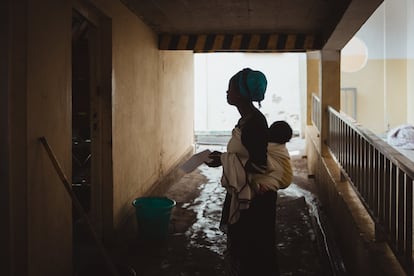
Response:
[[256, 184, 270, 195], [205, 151, 222, 167]]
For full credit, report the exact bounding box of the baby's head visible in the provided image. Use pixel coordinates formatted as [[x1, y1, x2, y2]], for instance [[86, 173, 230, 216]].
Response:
[[269, 121, 292, 144]]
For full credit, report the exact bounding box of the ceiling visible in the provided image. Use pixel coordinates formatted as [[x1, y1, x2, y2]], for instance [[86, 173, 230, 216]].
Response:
[[120, 0, 383, 52]]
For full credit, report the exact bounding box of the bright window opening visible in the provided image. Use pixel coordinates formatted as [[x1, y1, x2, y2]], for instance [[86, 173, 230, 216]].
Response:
[[194, 52, 307, 137]]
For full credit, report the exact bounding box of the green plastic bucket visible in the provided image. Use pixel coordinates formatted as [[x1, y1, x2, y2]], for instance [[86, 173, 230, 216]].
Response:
[[132, 197, 176, 240]]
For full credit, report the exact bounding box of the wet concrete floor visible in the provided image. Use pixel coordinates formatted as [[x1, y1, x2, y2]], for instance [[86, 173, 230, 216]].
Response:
[[117, 137, 346, 276], [75, 137, 345, 276]]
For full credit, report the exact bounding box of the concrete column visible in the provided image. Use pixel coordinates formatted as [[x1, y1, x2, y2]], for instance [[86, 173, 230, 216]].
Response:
[[305, 51, 321, 176], [320, 49, 341, 156], [306, 51, 321, 125]]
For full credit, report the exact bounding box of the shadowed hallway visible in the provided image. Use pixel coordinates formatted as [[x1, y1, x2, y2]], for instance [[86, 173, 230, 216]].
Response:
[[74, 137, 345, 276]]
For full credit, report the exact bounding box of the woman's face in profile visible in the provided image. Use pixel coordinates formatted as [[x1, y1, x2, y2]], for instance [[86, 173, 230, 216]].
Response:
[[226, 79, 241, 106]]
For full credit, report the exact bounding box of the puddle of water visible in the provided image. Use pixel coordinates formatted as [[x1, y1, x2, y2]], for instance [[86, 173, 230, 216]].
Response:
[[279, 183, 318, 217], [185, 163, 227, 255], [181, 145, 227, 254]]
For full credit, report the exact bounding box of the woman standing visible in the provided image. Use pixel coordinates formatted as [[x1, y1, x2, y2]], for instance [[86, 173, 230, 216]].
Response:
[[206, 68, 279, 276]]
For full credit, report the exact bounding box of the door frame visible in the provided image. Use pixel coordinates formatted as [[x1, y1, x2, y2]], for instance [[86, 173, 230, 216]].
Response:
[[73, 0, 113, 239]]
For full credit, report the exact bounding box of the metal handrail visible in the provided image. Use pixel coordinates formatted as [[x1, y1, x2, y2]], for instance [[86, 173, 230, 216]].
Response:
[[326, 106, 414, 274], [312, 94, 321, 133]]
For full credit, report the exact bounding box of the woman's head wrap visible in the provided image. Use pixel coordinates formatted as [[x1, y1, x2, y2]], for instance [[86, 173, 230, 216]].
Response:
[[233, 68, 267, 103]]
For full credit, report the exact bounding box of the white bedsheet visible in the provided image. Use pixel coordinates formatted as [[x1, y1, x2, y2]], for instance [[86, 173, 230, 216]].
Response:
[[379, 125, 414, 163]]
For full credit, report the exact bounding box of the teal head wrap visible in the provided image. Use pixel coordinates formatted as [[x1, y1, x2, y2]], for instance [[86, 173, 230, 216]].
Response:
[[236, 68, 267, 103]]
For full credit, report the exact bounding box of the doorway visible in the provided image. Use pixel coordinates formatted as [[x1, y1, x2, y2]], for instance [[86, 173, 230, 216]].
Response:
[[72, 9, 94, 242], [193, 53, 307, 138], [71, 2, 113, 246]]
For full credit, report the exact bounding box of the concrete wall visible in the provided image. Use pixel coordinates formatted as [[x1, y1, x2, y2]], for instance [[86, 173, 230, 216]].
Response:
[[2, 1, 29, 275], [408, 58, 414, 123], [341, 60, 385, 133], [26, 1, 72, 275], [385, 59, 407, 128], [306, 52, 320, 123], [407, 0, 414, 123], [93, 0, 194, 228], [5, 0, 195, 275], [98, 0, 160, 228], [0, 1, 10, 274], [342, 57, 408, 134], [159, 51, 195, 173]]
